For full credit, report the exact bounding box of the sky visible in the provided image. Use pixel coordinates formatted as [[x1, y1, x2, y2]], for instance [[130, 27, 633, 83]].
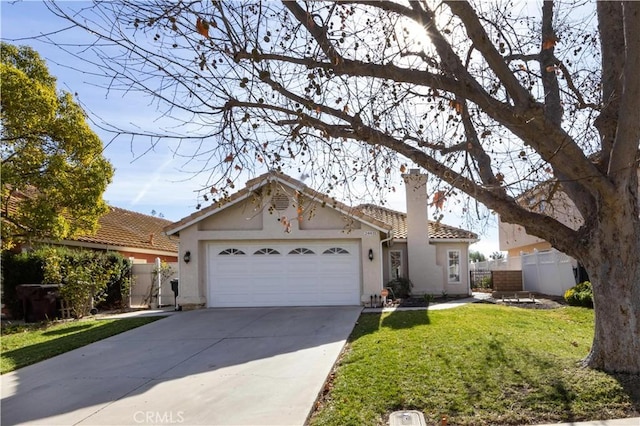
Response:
[[1, 1, 501, 255]]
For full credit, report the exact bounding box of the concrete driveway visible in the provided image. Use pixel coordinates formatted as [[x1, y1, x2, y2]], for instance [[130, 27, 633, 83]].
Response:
[[1, 306, 362, 426]]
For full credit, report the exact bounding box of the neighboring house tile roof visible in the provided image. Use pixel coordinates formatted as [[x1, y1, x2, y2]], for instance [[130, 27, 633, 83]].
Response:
[[75, 206, 178, 253], [358, 204, 478, 241], [5, 187, 178, 253]]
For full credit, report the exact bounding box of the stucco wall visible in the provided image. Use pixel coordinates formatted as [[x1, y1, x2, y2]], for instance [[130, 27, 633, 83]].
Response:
[[174, 191, 385, 308], [435, 242, 472, 296]]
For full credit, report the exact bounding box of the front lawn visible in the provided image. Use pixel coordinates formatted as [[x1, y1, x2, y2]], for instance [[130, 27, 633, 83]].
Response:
[[1, 316, 163, 374], [310, 304, 639, 425]]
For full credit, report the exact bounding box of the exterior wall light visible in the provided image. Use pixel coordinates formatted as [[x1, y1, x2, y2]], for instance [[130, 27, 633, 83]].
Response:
[[183, 250, 191, 263], [368, 248, 374, 261]]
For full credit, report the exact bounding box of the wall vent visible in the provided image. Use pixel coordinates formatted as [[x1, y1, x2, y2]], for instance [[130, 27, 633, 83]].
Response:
[[271, 193, 290, 211]]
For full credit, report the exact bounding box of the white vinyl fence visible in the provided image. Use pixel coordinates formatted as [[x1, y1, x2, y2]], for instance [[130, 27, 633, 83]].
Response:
[[521, 249, 577, 296], [129, 259, 179, 308], [469, 249, 578, 296], [469, 256, 522, 272]]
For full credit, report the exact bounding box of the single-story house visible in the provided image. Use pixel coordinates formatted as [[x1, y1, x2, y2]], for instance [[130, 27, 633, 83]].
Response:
[[6, 187, 179, 262], [164, 170, 478, 309], [58, 206, 179, 263]]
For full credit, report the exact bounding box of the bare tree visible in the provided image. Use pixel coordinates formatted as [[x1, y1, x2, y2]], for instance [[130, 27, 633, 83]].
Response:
[[43, 0, 638, 373]]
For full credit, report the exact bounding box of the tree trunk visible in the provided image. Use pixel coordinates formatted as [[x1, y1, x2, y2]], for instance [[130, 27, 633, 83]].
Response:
[[580, 196, 640, 373]]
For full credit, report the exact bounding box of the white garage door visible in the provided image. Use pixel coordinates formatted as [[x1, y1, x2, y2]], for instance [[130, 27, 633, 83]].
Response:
[[207, 241, 361, 307]]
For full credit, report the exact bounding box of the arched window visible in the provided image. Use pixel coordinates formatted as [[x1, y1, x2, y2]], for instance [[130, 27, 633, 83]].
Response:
[[288, 248, 315, 255], [254, 248, 281, 255], [219, 248, 246, 256], [322, 247, 350, 255]]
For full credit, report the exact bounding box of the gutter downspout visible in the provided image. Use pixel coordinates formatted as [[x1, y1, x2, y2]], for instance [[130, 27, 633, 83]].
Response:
[[379, 230, 394, 291]]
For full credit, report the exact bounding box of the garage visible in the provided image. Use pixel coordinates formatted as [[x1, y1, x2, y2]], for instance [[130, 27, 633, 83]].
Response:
[[207, 241, 361, 307]]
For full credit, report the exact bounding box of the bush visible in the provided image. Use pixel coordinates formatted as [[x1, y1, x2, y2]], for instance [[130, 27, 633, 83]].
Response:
[[98, 252, 132, 310], [479, 275, 493, 289], [1, 247, 132, 319], [386, 277, 413, 299], [1, 251, 45, 319], [564, 281, 593, 308]]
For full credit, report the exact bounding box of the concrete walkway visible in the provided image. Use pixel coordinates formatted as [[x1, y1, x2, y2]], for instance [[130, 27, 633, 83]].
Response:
[[362, 291, 492, 313]]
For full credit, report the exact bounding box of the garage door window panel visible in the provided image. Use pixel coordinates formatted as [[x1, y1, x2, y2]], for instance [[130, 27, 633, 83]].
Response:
[[219, 248, 246, 256], [323, 247, 350, 255], [254, 248, 281, 255], [288, 248, 315, 255]]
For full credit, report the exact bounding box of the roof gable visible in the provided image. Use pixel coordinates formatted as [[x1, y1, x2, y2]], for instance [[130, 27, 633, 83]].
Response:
[[164, 171, 392, 235]]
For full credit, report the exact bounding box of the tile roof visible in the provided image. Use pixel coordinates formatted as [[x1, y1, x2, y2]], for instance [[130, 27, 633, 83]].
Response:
[[75, 206, 178, 253], [5, 187, 177, 253], [357, 204, 478, 241]]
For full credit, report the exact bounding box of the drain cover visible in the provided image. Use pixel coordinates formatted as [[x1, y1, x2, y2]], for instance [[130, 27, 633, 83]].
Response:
[[389, 410, 426, 426]]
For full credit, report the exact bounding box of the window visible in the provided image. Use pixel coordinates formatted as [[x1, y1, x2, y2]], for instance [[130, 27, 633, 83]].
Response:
[[219, 248, 246, 256], [254, 248, 280, 255], [448, 250, 461, 283], [323, 247, 349, 255], [288, 248, 315, 255], [390, 250, 403, 280]]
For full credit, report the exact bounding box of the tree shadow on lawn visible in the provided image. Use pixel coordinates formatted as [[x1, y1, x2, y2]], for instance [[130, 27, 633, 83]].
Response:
[[350, 309, 431, 339], [612, 373, 640, 412], [3, 326, 117, 372], [42, 324, 93, 336], [381, 309, 430, 330]]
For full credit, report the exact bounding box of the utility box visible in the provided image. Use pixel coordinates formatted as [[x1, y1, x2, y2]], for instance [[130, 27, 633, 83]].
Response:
[[16, 284, 62, 322], [389, 410, 427, 426]]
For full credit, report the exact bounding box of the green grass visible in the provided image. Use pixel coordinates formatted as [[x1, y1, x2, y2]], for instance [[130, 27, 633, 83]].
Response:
[[310, 304, 639, 426], [1, 316, 163, 374]]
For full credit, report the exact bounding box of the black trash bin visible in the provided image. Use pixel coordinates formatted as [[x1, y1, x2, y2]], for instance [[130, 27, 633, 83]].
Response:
[[170, 279, 181, 311], [16, 284, 62, 322]]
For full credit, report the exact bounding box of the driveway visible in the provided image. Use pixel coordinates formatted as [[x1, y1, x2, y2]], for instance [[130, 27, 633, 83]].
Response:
[[1, 306, 362, 425]]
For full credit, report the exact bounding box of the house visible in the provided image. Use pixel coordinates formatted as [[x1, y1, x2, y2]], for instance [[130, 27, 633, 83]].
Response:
[[54, 206, 179, 263], [164, 170, 478, 309], [5, 188, 179, 263]]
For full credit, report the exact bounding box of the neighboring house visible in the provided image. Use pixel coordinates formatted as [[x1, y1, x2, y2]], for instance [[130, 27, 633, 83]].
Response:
[[164, 170, 478, 309], [499, 166, 640, 258], [4, 187, 178, 262], [51, 206, 179, 263], [496, 168, 639, 295]]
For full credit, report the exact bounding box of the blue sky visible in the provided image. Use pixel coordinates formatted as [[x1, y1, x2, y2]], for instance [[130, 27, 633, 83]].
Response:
[[1, 1, 500, 254]]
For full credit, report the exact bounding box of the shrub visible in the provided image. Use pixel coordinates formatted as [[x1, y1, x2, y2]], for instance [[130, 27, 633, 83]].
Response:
[[386, 277, 413, 299], [98, 252, 132, 310], [1, 251, 45, 318], [564, 281, 593, 308], [2, 247, 132, 319], [479, 275, 493, 289]]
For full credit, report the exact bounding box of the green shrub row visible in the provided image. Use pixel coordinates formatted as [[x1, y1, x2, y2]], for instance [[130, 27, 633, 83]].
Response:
[[1, 247, 132, 319], [564, 281, 593, 308]]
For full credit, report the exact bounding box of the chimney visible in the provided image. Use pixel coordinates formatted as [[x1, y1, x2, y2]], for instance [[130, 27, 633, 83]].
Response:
[[402, 169, 442, 294]]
